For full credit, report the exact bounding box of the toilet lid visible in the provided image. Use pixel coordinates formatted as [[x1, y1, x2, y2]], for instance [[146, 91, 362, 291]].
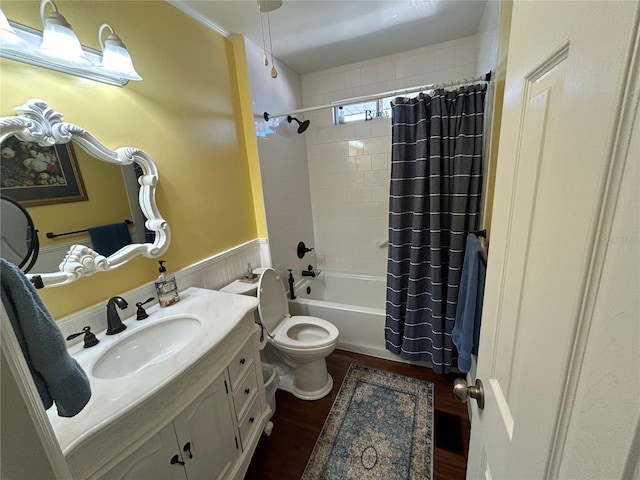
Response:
[[257, 268, 289, 332]]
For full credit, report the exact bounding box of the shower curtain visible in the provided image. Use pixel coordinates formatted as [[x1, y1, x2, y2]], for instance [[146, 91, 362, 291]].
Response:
[[385, 85, 486, 374]]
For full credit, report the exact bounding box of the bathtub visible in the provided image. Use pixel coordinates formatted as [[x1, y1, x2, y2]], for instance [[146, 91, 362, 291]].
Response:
[[288, 271, 397, 360]]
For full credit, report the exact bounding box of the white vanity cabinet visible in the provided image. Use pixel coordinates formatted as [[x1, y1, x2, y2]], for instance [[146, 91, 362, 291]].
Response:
[[102, 373, 237, 480], [59, 303, 272, 480]]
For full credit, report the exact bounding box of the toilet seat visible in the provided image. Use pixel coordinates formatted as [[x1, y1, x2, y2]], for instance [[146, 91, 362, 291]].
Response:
[[271, 315, 339, 350], [257, 269, 339, 349]]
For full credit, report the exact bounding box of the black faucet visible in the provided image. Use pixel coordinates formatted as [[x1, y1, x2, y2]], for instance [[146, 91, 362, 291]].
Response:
[[66, 326, 100, 348], [135, 297, 154, 320], [106, 296, 128, 335]]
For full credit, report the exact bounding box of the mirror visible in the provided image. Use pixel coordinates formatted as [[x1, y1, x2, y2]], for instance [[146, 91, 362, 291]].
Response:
[[0, 99, 170, 287], [0, 195, 39, 272]]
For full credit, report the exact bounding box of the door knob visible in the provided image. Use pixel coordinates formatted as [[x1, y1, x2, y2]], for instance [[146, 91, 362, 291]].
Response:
[[453, 378, 484, 409]]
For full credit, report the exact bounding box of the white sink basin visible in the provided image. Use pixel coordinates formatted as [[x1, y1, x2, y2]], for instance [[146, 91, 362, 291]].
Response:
[[92, 315, 202, 380]]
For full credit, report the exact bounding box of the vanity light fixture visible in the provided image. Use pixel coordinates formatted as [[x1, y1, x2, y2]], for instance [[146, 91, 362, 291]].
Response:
[[0, 9, 25, 49], [39, 0, 90, 66], [0, 1, 142, 86], [98, 23, 142, 81]]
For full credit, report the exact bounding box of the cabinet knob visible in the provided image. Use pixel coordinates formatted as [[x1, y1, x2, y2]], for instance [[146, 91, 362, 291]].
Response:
[[182, 441, 193, 459], [240, 358, 246, 365], [244, 388, 250, 395], [249, 416, 255, 423], [170, 454, 185, 466]]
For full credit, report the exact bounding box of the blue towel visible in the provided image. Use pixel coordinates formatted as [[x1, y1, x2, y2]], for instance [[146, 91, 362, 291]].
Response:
[[89, 222, 132, 257], [452, 234, 486, 373], [0, 259, 91, 417]]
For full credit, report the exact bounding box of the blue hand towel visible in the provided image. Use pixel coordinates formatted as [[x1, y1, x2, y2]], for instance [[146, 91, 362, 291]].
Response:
[[0, 259, 91, 417], [452, 234, 486, 373], [88, 222, 132, 257]]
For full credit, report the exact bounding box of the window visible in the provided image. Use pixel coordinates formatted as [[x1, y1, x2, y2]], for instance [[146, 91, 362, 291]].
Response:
[[334, 96, 395, 125]]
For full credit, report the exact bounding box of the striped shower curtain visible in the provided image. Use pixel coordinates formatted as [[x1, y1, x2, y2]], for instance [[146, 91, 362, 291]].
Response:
[[385, 85, 486, 374]]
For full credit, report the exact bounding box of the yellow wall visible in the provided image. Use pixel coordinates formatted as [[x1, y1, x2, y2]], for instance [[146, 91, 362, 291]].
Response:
[[1, 1, 261, 318], [482, 1, 512, 245]]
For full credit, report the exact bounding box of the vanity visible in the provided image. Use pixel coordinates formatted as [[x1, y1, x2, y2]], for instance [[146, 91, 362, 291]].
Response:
[[48, 287, 272, 479]]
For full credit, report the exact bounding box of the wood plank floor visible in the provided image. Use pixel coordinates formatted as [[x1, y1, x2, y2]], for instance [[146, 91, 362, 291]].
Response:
[[245, 349, 470, 480]]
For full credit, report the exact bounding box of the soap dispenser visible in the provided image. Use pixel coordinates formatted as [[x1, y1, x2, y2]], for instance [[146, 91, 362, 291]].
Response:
[[155, 260, 180, 307]]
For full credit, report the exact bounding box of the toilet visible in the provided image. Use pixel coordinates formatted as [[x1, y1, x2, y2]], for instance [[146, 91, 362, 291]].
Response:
[[256, 268, 338, 400]]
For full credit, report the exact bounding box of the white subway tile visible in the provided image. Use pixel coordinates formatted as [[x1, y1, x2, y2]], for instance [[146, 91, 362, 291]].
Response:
[[371, 185, 388, 202], [454, 42, 475, 67], [434, 47, 455, 71], [378, 61, 396, 82], [356, 186, 372, 202], [413, 51, 434, 74], [326, 157, 343, 173], [316, 74, 334, 94], [343, 156, 357, 172], [348, 139, 365, 156], [331, 72, 347, 92], [349, 172, 365, 187], [371, 153, 389, 170], [354, 121, 372, 139], [363, 137, 381, 155], [338, 123, 356, 141], [356, 155, 372, 171], [345, 68, 362, 88], [370, 119, 391, 137], [361, 65, 379, 85], [396, 56, 415, 78]]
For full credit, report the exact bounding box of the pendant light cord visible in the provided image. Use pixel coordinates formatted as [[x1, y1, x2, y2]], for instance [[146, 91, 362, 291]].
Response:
[[257, 0, 268, 65], [266, 9, 276, 73]]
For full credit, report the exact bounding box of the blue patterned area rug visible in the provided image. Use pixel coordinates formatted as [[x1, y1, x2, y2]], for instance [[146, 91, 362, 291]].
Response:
[[301, 365, 434, 480]]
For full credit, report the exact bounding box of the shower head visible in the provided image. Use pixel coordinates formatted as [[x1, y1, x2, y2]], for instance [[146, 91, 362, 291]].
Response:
[[287, 115, 310, 134]]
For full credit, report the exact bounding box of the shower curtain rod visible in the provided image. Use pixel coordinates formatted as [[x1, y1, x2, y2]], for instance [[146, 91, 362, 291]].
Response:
[[263, 71, 491, 121]]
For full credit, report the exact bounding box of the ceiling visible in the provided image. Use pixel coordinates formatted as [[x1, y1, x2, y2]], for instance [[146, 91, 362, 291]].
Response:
[[171, 0, 488, 74]]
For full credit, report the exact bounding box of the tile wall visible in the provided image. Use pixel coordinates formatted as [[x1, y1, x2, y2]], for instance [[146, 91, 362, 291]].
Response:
[[300, 35, 481, 277], [245, 38, 315, 277], [244, 1, 500, 280]]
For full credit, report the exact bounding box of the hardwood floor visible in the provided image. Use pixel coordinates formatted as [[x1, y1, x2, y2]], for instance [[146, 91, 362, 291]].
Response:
[[245, 349, 470, 480]]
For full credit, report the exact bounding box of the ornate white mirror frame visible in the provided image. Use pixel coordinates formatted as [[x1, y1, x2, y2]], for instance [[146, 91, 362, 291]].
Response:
[[0, 99, 170, 287]]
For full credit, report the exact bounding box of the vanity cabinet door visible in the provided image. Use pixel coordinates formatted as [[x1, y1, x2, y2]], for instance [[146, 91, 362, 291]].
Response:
[[173, 373, 239, 480], [101, 423, 185, 480]]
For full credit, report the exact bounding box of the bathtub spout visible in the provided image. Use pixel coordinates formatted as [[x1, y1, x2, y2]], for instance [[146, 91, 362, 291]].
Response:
[[302, 265, 321, 277]]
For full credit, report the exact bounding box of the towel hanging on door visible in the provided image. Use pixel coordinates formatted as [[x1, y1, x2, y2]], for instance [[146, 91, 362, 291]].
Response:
[[452, 233, 486, 373]]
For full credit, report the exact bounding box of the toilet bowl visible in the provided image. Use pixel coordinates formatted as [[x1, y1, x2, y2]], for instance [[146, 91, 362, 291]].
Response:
[[257, 268, 339, 400]]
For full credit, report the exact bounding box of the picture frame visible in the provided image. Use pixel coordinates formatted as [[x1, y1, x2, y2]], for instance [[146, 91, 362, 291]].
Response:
[[0, 135, 88, 207]]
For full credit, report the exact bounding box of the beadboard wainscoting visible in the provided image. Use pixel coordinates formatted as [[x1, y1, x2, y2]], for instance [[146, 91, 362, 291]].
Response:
[[58, 239, 270, 345]]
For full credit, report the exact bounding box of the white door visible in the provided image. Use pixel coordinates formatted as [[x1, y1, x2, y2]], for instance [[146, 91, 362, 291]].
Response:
[[465, 2, 640, 479]]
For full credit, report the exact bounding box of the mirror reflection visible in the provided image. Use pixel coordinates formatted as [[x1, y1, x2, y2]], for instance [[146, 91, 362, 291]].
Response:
[[0, 99, 170, 287], [0, 195, 39, 273], [1, 138, 152, 275]]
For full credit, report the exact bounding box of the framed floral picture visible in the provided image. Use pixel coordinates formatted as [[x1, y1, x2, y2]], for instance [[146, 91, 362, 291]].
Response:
[[0, 136, 88, 207]]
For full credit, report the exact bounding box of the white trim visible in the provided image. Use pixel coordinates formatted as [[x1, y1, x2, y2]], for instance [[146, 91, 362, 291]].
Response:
[[1, 306, 73, 478], [167, 0, 231, 39]]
